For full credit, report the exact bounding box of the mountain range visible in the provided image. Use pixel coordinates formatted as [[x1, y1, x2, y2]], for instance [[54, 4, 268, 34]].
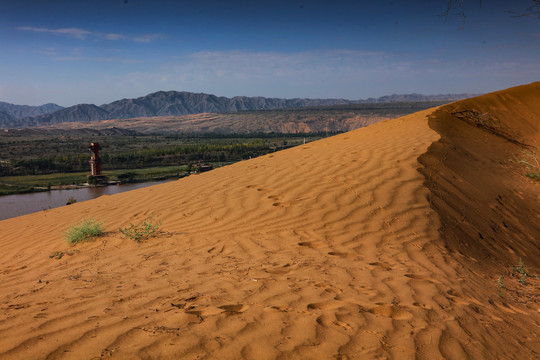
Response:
[[0, 91, 478, 128], [0, 102, 63, 120]]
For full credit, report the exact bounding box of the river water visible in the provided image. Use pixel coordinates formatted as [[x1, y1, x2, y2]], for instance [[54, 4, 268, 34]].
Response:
[[0, 180, 173, 221]]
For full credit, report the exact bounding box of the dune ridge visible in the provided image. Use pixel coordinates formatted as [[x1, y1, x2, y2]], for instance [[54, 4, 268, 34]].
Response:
[[0, 83, 538, 359]]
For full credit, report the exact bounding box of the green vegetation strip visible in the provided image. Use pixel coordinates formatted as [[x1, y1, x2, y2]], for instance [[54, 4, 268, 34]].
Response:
[[0, 163, 231, 195]]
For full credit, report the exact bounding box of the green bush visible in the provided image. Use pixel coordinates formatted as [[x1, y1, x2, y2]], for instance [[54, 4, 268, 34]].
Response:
[[517, 150, 540, 182], [525, 171, 540, 181], [87, 175, 98, 186], [65, 218, 105, 244], [119, 214, 162, 242], [514, 258, 531, 285], [117, 172, 137, 182], [66, 196, 77, 205]]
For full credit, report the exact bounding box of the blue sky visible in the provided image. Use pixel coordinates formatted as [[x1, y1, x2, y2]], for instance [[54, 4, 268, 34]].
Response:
[[0, 0, 539, 106]]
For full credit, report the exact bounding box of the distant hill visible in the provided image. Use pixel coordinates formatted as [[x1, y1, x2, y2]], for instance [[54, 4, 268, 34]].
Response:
[[0, 110, 15, 125], [45, 101, 451, 135], [101, 91, 354, 119], [361, 93, 477, 103], [1, 91, 477, 128], [0, 101, 63, 119], [16, 104, 111, 127]]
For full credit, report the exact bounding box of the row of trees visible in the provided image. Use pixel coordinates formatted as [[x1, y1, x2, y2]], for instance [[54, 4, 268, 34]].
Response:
[[0, 139, 278, 176]]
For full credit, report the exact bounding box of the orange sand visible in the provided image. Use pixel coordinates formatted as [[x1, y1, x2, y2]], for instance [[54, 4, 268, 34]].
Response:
[[0, 83, 538, 359]]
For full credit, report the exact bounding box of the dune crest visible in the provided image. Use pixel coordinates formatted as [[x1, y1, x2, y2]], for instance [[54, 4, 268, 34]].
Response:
[[0, 84, 539, 359]]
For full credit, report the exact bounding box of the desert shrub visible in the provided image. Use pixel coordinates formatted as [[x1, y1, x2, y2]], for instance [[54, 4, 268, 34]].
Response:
[[66, 196, 77, 205], [517, 150, 540, 182], [525, 171, 540, 181], [117, 172, 137, 182], [119, 214, 162, 242], [513, 258, 531, 285], [65, 218, 104, 244], [497, 275, 504, 297], [49, 251, 64, 259], [87, 175, 98, 186]]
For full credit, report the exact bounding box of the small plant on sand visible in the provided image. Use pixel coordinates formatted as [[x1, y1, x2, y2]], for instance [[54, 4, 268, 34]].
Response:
[[49, 249, 79, 259], [517, 149, 540, 181], [49, 251, 65, 259], [65, 218, 105, 245], [497, 275, 505, 297], [119, 214, 162, 242], [513, 258, 531, 285]]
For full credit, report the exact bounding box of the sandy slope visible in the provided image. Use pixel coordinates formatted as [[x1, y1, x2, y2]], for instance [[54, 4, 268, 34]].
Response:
[[0, 83, 538, 359]]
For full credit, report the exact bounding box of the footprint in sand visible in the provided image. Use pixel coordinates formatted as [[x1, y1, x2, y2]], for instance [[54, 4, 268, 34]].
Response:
[[272, 201, 292, 207], [368, 262, 393, 270], [264, 263, 292, 274], [298, 241, 326, 249], [185, 304, 249, 317], [218, 304, 248, 313], [333, 320, 352, 330], [207, 245, 224, 254], [313, 283, 343, 294], [328, 252, 357, 258], [185, 307, 225, 317], [307, 301, 343, 310], [404, 273, 440, 284], [361, 304, 413, 320]]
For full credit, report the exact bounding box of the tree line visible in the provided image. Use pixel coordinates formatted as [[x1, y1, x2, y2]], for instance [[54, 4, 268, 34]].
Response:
[[1, 139, 283, 176]]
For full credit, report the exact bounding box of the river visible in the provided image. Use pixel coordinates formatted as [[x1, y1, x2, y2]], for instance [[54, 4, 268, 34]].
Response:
[[0, 180, 174, 221]]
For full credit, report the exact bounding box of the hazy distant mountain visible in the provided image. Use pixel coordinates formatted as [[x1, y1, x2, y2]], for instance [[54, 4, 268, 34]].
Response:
[[0, 110, 15, 125], [17, 104, 110, 127], [361, 93, 477, 103], [1, 91, 477, 128], [100, 91, 354, 118], [0, 101, 63, 119]]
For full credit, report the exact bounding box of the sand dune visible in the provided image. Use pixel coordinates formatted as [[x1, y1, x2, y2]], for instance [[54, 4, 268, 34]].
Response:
[[0, 83, 538, 359]]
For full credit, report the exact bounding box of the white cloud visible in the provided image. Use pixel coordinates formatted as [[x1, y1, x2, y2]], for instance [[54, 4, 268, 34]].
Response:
[[118, 49, 540, 100], [18, 26, 92, 39], [17, 26, 159, 43], [102, 33, 128, 41], [7, 48, 538, 106], [120, 49, 406, 99], [33, 47, 58, 56], [133, 34, 162, 43], [52, 56, 141, 64]]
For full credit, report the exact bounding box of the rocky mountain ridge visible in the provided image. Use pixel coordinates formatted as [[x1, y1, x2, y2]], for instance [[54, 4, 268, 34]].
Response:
[[0, 101, 63, 119], [0, 110, 15, 124], [1, 91, 477, 128]]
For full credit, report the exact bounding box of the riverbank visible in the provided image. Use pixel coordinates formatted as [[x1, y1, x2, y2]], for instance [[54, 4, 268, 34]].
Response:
[[0, 163, 231, 195], [0, 179, 177, 221]]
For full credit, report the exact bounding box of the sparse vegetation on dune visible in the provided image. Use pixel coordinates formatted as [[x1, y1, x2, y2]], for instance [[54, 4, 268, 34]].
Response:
[[517, 149, 540, 181], [497, 275, 505, 297], [495, 258, 538, 304], [119, 214, 163, 242], [65, 218, 104, 245]]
